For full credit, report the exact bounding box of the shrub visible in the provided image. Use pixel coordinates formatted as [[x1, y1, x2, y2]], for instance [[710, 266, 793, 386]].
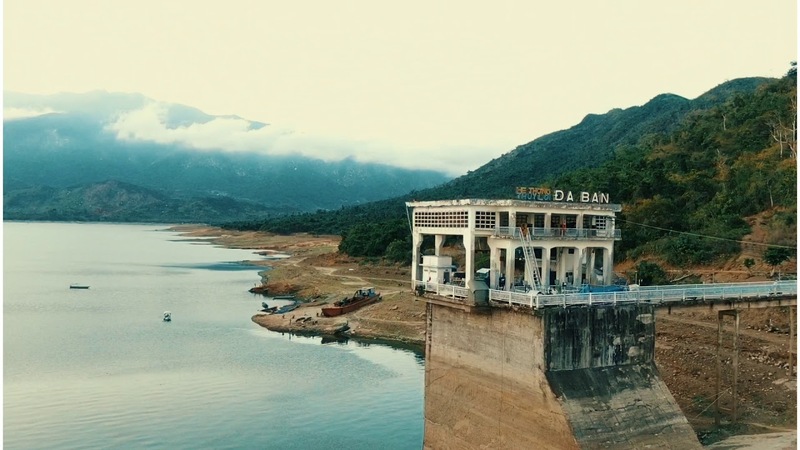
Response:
[[635, 261, 668, 286]]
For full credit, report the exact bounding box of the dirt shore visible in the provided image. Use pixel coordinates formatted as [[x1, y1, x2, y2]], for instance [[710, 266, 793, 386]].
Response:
[[172, 225, 426, 347], [173, 225, 796, 446]]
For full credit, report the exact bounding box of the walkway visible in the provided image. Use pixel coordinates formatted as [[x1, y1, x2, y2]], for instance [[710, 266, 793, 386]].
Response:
[[419, 280, 797, 309]]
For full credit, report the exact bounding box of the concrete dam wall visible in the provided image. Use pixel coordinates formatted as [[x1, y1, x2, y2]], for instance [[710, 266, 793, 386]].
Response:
[[423, 303, 701, 449]]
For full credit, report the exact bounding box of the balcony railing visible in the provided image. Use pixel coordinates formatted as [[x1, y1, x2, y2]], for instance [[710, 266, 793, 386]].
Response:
[[492, 226, 621, 240], [416, 280, 797, 310], [495, 280, 797, 309]]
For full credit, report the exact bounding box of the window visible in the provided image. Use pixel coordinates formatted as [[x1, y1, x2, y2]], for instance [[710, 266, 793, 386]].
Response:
[[475, 211, 496, 229], [414, 210, 469, 228], [594, 216, 607, 230], [533, 214, 545, 228]]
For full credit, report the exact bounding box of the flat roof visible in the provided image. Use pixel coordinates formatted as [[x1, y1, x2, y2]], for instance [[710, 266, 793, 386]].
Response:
[[405, 198, 622, 212]]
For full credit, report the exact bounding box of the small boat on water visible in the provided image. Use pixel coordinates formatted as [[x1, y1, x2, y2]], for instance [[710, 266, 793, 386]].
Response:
[[70, 284, 90, 289], [163, 311, 172, 322], [321, 287, 381, 317]]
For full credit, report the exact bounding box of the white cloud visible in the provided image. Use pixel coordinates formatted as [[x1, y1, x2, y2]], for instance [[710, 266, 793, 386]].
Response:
[[7, 1, 795, 178], [106, 102, 481, 176], [3, 107, 60, 120]]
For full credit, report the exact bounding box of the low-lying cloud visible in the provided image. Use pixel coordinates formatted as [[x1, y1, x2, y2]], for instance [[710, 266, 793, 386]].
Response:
[[104, 102, 481, 176], [4, 106, 60, 119]]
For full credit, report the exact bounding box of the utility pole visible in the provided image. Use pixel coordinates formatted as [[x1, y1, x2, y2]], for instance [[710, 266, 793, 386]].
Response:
[[716, 310, 740, 427]]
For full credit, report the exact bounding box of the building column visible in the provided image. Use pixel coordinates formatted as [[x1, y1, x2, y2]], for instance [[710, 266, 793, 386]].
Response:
[[544, 213, 552, 232], [505, 245, 516, 291], [434, 235, 445, 256], [573, 245, 583, 287], [411, 232, 423, 288], [556, 247, 567, 287], [488, 239, 501, 289], [464, 232, 475, 300], [589, 249, 597, 284], [540, 245, 551, 290], [603, 245, 614, 284]]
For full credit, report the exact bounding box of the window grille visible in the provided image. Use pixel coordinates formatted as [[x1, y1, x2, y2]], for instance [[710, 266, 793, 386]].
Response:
[[594, 216, 607, 229], [414, 210, 469, 228], [475, 211, 496, 229]]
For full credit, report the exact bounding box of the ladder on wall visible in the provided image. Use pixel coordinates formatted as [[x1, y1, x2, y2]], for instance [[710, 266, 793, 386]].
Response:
[[519, 229, 543, 293]]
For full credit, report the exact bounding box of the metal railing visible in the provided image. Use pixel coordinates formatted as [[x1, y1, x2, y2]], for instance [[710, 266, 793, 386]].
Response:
[[494, 227, 621, 240], [417, 280, 797, 309], [495, 280, 797, 309], [418, 281, 470, 301]]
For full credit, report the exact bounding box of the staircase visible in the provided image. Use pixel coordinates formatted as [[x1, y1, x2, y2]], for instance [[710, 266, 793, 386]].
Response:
[[519, 228, 543, 292]]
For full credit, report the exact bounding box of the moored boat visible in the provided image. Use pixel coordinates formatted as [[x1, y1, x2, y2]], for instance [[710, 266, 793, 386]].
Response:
[[321, 287, 381, 317], [249, 285, 268, 295], [70, 284, 90, 289], [260, 302, 278, 313], [275, 302, 300, 315], [334, 321, 351, 335]]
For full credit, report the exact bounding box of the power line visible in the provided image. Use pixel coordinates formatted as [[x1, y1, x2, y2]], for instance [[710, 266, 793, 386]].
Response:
[[619, 219, 797, 250]]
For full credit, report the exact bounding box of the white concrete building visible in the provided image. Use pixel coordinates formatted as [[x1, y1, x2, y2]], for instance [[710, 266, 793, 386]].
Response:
[[406, 190, 622, 297]]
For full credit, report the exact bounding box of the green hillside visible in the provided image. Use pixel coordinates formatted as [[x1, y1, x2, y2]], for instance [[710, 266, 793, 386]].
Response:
[[556, 70, 797, 267], [3, 180, 277, 223], [226, 71, 795, 274]]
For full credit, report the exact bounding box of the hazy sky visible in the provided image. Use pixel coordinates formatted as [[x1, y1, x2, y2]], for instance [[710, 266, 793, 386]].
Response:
[[4, 0, 797, 176]]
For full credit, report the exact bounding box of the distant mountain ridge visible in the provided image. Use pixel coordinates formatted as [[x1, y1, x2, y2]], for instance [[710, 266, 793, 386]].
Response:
[[4, 90, 265, 129], [231, 71, 796, 277], [422, 77, 772, 200], [228, 76, 779, 236], [4, 77, 776, 226], [3, 91, 451, 223], [3, 180, 276, 223]]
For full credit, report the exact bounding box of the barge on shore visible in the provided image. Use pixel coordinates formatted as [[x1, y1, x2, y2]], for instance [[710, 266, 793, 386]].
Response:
[[321, 287, 381, 317]]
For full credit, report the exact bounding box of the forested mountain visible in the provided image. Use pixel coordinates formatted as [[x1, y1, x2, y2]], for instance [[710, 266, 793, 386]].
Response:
[[430, 77, 770, 200], [230, 71, 796, 270], [3, 91, 451, 223], [556, 71, 797, 266], [3, 180, 275, 223]]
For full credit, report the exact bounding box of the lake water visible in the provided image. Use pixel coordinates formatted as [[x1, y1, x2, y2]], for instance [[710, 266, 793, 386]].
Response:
[[4, 222, 424, 450]]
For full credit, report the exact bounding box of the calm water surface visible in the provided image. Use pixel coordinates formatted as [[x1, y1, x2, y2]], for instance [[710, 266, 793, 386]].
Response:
[[4, 222, 424, 449]]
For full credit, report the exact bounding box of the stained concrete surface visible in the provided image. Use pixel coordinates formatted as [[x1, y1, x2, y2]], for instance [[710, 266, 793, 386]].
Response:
[[547, 365, 701, 449], [705, 431, 797, 449]]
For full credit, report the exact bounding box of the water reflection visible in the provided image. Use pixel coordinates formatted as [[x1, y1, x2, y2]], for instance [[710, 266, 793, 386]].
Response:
[[161, 261, 264, 271], [321, 335, 350, 345], [5, 222, 425, 450]]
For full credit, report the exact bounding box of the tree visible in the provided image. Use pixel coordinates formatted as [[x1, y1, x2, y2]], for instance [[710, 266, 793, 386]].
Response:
[[635, 261, 668, 286], [474, 252, 490, 270], [385, 240, 411, 264], [743, 258, 755, 275], [763, 247, 793, 277]]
